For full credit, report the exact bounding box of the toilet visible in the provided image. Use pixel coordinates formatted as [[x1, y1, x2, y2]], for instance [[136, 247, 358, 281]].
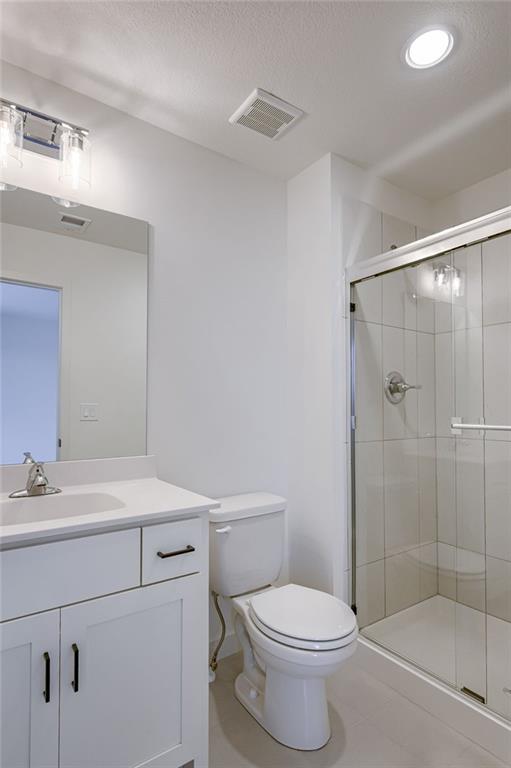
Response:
[[209, 492, 358, 751]]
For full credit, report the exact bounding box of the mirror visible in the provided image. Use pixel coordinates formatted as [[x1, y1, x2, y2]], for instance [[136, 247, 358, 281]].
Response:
[[1, 187, 148, 464]]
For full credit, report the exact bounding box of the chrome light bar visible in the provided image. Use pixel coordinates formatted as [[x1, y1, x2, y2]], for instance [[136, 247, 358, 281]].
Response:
[[0, 97, 89, 159]]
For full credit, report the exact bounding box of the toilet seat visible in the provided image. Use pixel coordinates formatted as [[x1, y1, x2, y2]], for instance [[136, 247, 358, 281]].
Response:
[[248, 583, 357, 651]]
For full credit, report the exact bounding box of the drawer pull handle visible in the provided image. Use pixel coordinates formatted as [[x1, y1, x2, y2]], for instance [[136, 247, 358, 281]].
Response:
[[157, 545, 195, 559], [71, 643, 79, 693], [43, 652, 50, 703]]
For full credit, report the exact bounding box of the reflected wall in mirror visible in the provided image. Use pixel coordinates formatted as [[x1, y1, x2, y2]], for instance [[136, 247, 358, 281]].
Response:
[[1, 187, 148, 464]]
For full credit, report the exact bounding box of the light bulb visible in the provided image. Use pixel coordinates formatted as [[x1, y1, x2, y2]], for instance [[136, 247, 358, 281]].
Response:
[[405, 28, 454, 69], [452, 270, 461, 297], [435, 266, 447, 286], [59, 128, 91, 190]]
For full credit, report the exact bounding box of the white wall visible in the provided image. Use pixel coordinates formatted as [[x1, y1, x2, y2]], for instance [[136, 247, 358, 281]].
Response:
[[2, 222, 147, 461], [431, 168, 511, 231], [0, 61, 287, 502], [287, 153, 433, 601], [287, 155, 340, 594]]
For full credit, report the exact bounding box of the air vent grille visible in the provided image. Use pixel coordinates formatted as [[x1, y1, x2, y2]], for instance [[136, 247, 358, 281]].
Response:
[[229, 88, 304, 140], [59, 213, 92, 231]]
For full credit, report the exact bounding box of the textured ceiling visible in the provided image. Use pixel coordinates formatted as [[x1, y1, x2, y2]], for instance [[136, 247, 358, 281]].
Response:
[[1, 1, 510, 199]]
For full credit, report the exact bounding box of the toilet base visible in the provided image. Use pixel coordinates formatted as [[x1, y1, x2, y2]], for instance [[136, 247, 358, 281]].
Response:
[[234, 670, 331, 751]]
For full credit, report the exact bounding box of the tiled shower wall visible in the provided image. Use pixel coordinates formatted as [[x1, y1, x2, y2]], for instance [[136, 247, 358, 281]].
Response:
[[353, 264, 438, 627]]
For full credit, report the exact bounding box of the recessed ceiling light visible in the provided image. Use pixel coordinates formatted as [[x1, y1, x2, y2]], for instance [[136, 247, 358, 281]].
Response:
[[405, 28, 454, 69]]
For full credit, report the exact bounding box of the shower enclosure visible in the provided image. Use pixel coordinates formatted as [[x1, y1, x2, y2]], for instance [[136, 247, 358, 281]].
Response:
[[350, 219, 511, 723]]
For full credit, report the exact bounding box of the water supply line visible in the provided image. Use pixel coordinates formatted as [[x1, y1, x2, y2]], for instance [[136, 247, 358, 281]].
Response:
[[209, 591, 226, 682]]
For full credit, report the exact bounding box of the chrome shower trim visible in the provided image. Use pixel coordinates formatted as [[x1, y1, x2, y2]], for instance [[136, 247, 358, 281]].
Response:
[[347, 205, 511, 284]]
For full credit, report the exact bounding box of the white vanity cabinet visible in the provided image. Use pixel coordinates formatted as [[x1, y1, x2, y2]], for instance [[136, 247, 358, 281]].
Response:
[[0, 610, 60, 768], [59, 576, 201, 768], [0, 517, 208, 768]]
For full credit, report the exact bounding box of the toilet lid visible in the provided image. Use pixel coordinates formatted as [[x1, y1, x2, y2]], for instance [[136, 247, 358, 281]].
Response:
[[249, 584, 357, 647]]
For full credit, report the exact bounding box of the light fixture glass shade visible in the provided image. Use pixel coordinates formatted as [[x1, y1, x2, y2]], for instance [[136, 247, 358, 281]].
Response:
[[0, 105, 23, 169], [59, 129, 91, 190]]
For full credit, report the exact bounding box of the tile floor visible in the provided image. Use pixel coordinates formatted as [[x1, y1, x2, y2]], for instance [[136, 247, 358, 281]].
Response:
[[209, 651, 509, 768]]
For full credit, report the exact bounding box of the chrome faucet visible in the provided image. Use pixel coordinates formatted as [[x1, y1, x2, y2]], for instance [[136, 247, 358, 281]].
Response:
[[9, 452, 62, 498]]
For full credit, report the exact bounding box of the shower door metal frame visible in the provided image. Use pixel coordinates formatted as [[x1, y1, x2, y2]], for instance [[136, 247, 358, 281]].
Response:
[[346, 204, 511, 613]]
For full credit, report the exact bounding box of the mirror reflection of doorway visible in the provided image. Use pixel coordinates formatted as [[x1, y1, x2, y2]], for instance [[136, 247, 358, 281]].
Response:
[[0, 279, 61, 464]]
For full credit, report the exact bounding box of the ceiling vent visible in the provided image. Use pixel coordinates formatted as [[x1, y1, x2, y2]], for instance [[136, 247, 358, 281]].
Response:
[[59, 213, 92, 232], [229, 88, 304, 140]]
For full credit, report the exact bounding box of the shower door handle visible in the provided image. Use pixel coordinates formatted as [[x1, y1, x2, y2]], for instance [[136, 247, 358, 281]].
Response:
[[451, 417, 511, 435]]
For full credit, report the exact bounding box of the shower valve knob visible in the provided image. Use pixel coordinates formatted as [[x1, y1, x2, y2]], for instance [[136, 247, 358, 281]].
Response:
[[384, 371, 422, 405]]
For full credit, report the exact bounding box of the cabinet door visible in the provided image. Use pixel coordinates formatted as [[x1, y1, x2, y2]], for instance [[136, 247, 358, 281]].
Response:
[[0, 610, 59, 768], [60, 577, 202, 768]]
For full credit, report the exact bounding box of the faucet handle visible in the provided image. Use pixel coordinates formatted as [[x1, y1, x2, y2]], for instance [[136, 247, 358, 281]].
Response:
[[26, 462, 49, 495], [23, 452, 35, 464]]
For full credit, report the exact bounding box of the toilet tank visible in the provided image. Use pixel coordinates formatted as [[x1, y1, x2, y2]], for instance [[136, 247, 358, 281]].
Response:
[[209, 493, 286, 597]]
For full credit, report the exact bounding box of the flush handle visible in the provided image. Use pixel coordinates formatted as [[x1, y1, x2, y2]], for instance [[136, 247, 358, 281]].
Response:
[[215, 526, 232, 535]]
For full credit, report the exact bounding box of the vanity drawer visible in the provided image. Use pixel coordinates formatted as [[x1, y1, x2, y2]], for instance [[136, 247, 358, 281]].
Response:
[[0, 528, 140, 621], [142, 518, 202, 584]]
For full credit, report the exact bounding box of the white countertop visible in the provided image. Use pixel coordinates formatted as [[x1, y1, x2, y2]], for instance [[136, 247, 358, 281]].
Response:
[[0, 476, 219, 548]]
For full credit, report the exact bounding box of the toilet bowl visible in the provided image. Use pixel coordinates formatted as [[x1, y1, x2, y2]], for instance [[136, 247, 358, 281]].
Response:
[[209, 493, 358, 751], [232, 584, 358, 750]]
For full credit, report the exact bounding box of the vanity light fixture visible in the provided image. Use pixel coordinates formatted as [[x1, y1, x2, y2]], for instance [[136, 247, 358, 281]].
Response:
[[405, 28, 454, 69], [0, 98, 91, 194]]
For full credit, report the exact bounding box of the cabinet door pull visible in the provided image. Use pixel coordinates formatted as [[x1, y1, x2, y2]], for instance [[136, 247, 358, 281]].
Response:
[[157, 544, 195, 559], [71, 643, 79, 693], [43, 651, 51, 703]]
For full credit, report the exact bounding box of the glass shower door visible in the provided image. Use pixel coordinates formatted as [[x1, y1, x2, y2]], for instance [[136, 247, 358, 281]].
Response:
[[449, 232, 511, 718], [352, 231, 511, 722]]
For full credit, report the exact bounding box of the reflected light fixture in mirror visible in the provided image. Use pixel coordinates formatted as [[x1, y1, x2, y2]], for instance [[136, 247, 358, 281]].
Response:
[[433, 263, 462, 298], [0, 104, 23, 170], [51, 196, 80, 208]]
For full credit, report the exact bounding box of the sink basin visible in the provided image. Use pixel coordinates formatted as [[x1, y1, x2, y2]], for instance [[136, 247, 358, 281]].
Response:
[[0, 492, 125, 526]]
